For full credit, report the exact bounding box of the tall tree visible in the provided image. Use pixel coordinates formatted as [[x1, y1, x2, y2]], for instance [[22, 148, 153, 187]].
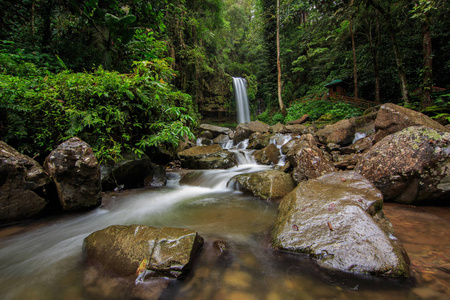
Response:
[[276, 0, 286, 113]]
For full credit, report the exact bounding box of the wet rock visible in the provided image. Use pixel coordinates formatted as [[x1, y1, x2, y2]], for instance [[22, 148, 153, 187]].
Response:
[[230, 170, 296, 201], [341, 135, 373, 155], [356, 126, 450, 205], [83, 225, 204, 279], [285, 124, 315, 135], [315, 119, 355, 146], [285, 134, 336, 183], [281, 138, 299, 155], [272, 171, 410, 277], [101, 152, 167, 191], [270, 123, 288, 134], [213, 240, 228, 253], [213, 134, 231, 145], [247, 132, 271, 149], [44, 137, 101, 211], [199, 124, 233, 138], [233, 121, 270, 144], [374, 103, 449, 143], [334, 153, 361, 170], [178, 144, 237, 169], [253, 144, 279, 165], [0, 141, 51, 224]]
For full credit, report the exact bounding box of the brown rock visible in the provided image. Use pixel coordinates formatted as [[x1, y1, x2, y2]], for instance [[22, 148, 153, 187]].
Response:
[[253, 144, 279, 165], [233, 121, 270, 144], [286, 134, 336, 182], [178, 144, 237, 169], [44, 137, 101, 211], [374, 103, 449, 143], [0, 141, 51, 223], [315, 119, 355, 146]]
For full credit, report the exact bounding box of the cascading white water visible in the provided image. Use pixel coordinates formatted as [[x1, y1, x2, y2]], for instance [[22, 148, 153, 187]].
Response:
[[232, 77, 251, 124]]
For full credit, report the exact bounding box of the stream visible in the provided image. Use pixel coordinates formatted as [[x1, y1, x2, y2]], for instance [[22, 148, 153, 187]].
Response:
[[0, 140, 449, 300]]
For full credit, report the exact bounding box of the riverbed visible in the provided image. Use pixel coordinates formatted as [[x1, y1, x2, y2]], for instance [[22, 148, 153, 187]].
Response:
[[0, 163, 449, 299]]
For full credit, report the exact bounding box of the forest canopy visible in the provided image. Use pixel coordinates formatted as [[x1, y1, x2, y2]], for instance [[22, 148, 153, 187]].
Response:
[[1, 0, 449, 160]]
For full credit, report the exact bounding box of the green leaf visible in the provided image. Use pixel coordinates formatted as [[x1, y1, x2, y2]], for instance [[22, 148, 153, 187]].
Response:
[[105, 13, 120, 28]]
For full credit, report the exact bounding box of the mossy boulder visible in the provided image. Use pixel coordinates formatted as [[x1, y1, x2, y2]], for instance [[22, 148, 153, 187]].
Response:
[[83, 225, 204, 279], [233, 121, 270, 144], [230, 170, 296, 201], [178, 144, 237, 169], [356, 126, 450, 205], [253, 144, 280, 165], [272, 171, 410, 277]]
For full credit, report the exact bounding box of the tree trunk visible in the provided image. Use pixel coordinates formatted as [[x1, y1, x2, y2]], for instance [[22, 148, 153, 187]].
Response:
[[350, 18, 358, 99], [367, 0, 411, 104], [422, 14, 433, 108], [276, 0, 286, 114]]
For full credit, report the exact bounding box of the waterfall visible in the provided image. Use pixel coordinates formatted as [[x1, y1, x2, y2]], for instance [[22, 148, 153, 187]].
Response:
[[232, 77, 251, 124]]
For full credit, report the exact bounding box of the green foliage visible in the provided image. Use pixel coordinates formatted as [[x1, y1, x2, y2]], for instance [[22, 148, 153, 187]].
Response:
[[271, 113, 285, 124], [285, 100, 363, 123], [256, 109, 271, 124], [0, 60, 197, 162]]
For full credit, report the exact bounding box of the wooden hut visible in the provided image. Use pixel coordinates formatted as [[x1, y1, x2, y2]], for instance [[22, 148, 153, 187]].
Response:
[[325, 79, 346, 96]]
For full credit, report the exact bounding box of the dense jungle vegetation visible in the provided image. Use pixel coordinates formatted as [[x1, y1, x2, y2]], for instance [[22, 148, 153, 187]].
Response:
[[1, 0, 449, 162]]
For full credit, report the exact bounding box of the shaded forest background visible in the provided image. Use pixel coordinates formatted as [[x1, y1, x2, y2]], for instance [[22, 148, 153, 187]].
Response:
[[1, 0, 449, 161]]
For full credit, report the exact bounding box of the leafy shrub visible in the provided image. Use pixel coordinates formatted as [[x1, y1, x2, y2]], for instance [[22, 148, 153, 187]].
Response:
[[0, 60, 198, 162], [256, 109, 271, 124], [271, 113, 285, 124], [286, 100, 363, 123]]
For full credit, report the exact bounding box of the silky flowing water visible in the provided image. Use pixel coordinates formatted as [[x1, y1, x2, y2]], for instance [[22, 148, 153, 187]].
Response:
[[0, 145, 449, 299]]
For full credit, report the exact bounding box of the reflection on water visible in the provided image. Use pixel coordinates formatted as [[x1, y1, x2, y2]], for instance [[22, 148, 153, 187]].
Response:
[[0, 167, 449, 299]]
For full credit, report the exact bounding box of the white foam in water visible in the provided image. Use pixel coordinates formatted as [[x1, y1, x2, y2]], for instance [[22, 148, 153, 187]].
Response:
[[352, 132, 367, 144]]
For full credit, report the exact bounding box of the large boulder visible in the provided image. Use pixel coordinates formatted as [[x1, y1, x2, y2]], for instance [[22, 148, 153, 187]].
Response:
[[199, 124, 232, 138], [374, 103, 449, 143], [315, 118, 355, 146], [101, 152, 166, 191], [0, 141, 51, 224], [272, 171, 410, 277], [233, 121, 270, 144], [229, 170, 296, 201], [253, 144, 280, 165], [83, 225, 204, 279], [178, 144, 237, 169], [355, 126, 450, 205], [286, 134, 336, 182], [44, 137, 101, 211]]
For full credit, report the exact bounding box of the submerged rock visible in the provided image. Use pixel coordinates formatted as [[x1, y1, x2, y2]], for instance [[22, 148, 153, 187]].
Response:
[[230, 170, 296, 201], [356, 126, 450, 205], [0, 141, 51, 224], [374, 103, 449, 143], [44, 137, 101, 211], [178, 144, 237, 169], [272, 171, 410, 277]]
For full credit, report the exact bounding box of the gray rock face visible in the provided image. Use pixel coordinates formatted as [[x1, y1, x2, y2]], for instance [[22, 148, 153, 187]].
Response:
[[0, 141, 51, 223], [230, 170, 296, 200], [374, 103, 449, 143], [199, 124, 232, 138], [286, 134, 335, 182], [233, 121, 270, 144], [44, 137, 101, 211], [272, 171, 410, 277], [178, 144, 237, 169], [101, 152, 166, 191], [83, 225, 204, 279], [356, 126, 450, 205]]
